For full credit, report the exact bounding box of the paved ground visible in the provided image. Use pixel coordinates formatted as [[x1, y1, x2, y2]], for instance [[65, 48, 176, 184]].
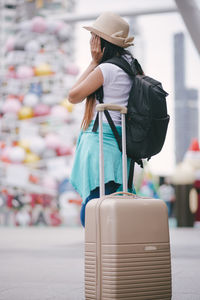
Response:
[[0, 225, 200, 300]]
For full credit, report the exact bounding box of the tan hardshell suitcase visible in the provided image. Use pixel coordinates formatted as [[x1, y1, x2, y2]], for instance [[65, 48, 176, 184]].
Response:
[[85, 104, 172, 300]]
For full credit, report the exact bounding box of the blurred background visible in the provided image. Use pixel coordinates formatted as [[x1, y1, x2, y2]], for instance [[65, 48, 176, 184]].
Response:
[[0, 0, 200, 228]]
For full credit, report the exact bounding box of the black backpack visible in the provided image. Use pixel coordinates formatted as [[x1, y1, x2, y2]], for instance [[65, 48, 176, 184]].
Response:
[[93, 56, 170, 188]]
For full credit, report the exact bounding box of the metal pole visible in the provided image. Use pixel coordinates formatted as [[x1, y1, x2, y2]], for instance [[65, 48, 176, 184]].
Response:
[[175, 0, 200, 55], [99, 111, 105, 197], [43, 8, 177, 23], [122, 113, 127, 192]]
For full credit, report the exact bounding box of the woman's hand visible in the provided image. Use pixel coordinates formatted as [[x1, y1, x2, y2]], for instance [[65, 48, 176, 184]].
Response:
[[90, 34, 104, 65], [68, 33, 104, 104]]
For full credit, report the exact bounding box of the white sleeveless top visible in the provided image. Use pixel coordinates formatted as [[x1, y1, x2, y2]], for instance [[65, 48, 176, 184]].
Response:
[[93, 55, 133, 126]]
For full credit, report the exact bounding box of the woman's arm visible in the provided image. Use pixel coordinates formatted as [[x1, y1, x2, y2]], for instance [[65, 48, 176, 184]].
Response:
[[68, 67, 103, 104], [68, 35, 104, 104]]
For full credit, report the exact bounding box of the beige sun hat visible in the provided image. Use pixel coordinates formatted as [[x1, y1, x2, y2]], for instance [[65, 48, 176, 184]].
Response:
[[83, 12, 134, 48]]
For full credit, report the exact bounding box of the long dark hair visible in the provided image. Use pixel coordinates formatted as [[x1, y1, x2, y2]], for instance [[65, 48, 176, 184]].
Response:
[[81, 38, 133, 130], [100, 38, 133, 62]]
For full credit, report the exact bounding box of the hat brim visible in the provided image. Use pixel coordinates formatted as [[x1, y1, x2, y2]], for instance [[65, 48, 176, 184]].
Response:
[[83, 25, 134, 48]]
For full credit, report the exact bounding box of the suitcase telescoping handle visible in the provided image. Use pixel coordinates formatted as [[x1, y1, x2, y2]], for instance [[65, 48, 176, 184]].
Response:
[[96, 103, 128, 198]]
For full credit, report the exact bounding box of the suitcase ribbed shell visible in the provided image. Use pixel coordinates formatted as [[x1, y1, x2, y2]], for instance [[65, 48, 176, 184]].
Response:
[[85, 195, 172, 300]]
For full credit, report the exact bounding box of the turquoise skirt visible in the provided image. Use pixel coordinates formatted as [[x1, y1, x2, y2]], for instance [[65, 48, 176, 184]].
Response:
[[70, 121, 135, 204]]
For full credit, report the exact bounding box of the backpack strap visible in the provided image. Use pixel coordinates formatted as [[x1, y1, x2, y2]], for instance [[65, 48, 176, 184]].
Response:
[[105, 56, 135, 77], [92, 87, 122, 151], [106, 56, 144, 77], [92, 56, 139, 190], [128, 160, 135, 190], [93, 56, 135, 134]]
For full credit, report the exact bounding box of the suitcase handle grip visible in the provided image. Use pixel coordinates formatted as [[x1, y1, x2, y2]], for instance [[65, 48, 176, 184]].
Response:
[[110, 191, 136, 197], [96, 103, 127, 114]]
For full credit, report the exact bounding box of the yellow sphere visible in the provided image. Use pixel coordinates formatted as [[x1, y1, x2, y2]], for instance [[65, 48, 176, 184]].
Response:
[[24, 152, 40, 164], [35, 63, 52, 76], [18, 106, 33, 120], [18, 140, 30, 153], [60, 99, 74, 113]]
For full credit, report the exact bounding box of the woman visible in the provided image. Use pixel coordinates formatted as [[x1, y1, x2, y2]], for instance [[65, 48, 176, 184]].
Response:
[[68, 12, 135, 227]]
